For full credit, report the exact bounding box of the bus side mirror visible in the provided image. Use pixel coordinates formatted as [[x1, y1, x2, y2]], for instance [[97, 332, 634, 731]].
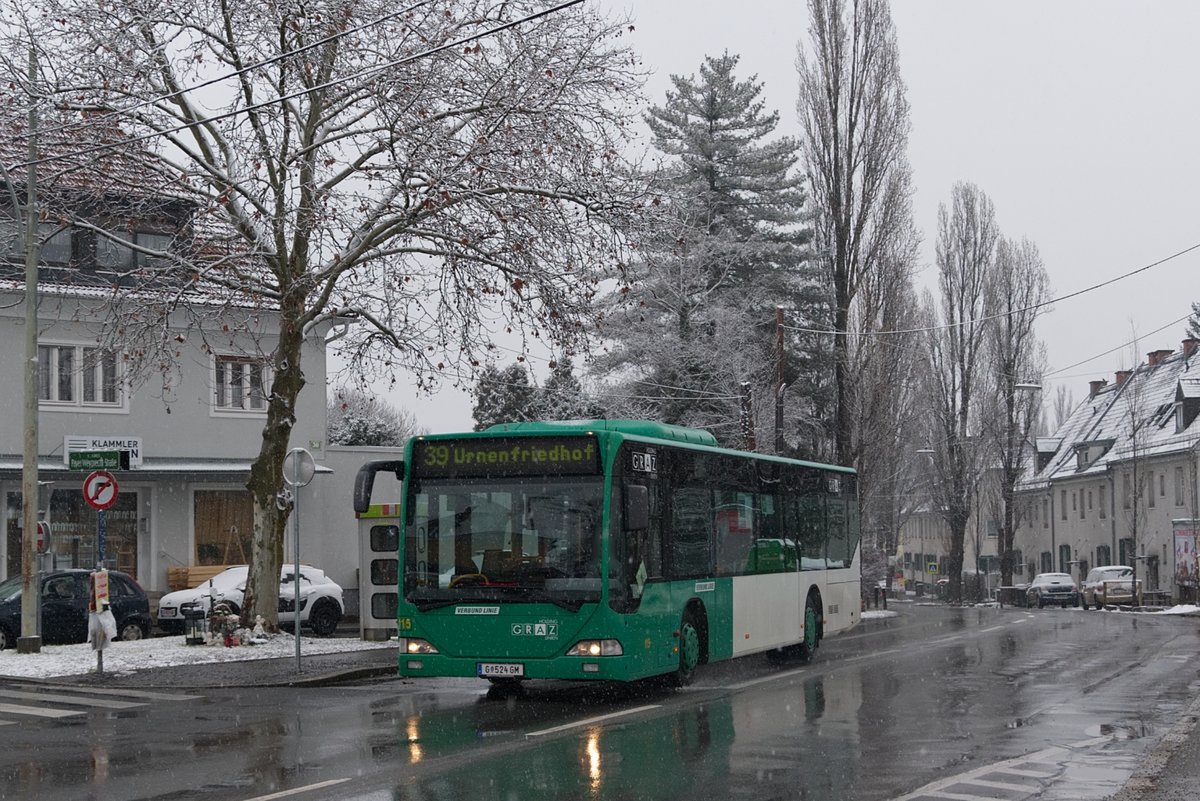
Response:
[[623, 485, 649, 531], [353, 460, 405, 514]]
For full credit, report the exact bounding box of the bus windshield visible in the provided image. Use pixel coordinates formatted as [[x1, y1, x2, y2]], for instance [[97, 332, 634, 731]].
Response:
[[404, 477, 605, 610]]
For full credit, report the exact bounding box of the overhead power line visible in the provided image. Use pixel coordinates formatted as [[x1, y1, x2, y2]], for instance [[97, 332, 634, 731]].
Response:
[[781, 240, 1200, 338]]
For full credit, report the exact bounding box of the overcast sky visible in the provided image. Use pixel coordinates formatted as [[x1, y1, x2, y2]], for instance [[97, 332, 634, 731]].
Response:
[[381, 0, 1200, 434]]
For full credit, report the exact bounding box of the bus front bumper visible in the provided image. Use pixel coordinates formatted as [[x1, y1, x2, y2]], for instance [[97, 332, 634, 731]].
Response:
[[397, 651, 643, 682]]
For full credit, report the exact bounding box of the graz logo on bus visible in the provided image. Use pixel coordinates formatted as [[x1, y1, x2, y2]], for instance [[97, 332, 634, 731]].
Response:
[[511, 621, 559, 640], [630, 450, 658, 474]]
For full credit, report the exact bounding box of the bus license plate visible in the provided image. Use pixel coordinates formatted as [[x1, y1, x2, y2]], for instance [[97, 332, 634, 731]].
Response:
[[477, 662, 524, 678]]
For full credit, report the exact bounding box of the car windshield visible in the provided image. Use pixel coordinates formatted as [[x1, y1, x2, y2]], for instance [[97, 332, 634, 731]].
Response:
[[405, 476, 604, 609], [201, 567, 249, 591], [1099, 567, 1132, 580], [0, 574, 22, 603], [1036, 574, 1073, 585]]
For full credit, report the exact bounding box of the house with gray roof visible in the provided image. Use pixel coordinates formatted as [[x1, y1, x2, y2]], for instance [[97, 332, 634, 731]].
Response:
[[1015, 339, 1200, 602]]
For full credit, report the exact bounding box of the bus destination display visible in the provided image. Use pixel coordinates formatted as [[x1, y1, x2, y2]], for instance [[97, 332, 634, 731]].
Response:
[[414, 436, 601, 478]]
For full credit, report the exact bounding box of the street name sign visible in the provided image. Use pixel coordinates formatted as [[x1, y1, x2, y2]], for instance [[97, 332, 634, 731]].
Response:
[[69, 450, 130, 471]]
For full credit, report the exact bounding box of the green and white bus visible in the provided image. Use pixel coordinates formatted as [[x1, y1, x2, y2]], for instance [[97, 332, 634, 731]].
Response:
[[352, 419, 861, 685]]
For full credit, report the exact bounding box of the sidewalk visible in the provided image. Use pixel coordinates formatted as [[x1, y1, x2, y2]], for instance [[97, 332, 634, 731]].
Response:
[[52, 643, 401, 689], [1109, 690, 1200, 801], [1, 625, 400, 690]]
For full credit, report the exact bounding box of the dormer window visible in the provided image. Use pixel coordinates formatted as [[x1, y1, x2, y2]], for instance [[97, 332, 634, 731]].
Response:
[[96, 230, 173, 269]]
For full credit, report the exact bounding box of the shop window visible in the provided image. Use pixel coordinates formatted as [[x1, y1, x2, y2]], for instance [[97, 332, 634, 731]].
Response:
[[12, 489, 140, 579], [194, 490, 254, 565]]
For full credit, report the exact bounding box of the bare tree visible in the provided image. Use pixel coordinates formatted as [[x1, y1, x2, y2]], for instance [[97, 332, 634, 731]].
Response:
[[796, 0, 913, 464], [1050, 385, 1075, 433], [981, 237, 1049, 587], [848, 228, 923, 586], [922, 182, 998, 603], [4, 0, 648, 628]]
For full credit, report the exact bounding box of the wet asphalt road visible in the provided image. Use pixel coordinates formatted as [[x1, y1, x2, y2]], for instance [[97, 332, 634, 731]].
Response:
[[2, 603, 1198, 801]]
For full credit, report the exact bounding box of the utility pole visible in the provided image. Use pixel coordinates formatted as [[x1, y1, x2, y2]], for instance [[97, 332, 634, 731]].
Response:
[[774, 307, 787, 455], [18, 45, 41, 654]]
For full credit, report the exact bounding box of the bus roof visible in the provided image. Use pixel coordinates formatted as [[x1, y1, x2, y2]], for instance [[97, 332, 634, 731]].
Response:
[[476, 419, 854, 475], [485, 418, 718, 445]]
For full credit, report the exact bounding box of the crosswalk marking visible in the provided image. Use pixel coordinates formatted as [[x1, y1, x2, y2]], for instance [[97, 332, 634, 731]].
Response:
[[992, 766, 1059, 779], [0, 683, 202, 726], [0, 689, 145, 709], [959, 777, 1040, 792], [0, 702, 84, 718], [12, 685, 201, 702]]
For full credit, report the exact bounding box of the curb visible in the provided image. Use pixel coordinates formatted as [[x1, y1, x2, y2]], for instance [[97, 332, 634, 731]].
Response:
[[270, 664, 399, 688]]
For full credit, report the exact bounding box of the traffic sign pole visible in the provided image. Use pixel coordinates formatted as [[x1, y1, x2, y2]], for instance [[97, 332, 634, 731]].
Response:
[[82, 471, 119, 569]]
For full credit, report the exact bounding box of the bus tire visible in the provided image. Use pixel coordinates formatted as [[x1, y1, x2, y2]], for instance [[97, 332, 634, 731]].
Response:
[[670, 610, 703, 687], [797, 594, 821, 662]]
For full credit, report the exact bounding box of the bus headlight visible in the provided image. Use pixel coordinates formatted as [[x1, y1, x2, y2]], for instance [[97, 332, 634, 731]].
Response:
[[566, 639, 623, 657], [402, 638, 439, 655]]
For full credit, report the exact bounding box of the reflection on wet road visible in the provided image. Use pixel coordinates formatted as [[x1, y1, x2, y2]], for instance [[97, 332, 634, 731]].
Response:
[[1, 605, 1197, 801]]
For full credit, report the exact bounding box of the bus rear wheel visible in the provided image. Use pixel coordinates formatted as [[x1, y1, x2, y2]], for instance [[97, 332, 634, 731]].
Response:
[[670, 611, 702, 687], [796, 595, 820, 662]]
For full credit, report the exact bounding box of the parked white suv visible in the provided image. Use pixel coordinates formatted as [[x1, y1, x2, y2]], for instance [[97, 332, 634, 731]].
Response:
[[157, 565, 344, 636]]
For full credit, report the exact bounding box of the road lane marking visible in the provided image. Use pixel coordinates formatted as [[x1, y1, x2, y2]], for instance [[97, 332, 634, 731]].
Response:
[[0, 690, 144, 708], [241, 778, 350, 801], [525, 704, 662, 738], [0, 702, 83, 718]]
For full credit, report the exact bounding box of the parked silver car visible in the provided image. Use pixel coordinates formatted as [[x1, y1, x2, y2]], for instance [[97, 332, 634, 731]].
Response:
[[1081, 565, 1140, 609]]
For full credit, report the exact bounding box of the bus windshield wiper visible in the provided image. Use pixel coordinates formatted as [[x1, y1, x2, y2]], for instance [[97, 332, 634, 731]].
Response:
[[510, 587, 585, 611]]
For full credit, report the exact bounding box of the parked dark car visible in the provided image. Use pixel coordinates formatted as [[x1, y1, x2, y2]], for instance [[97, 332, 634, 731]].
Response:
[[0, 569, 151, 649], [1026, 572, 1080, 608]]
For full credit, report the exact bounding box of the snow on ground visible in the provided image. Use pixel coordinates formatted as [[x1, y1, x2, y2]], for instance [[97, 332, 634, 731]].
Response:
[[1156, 604, 1200, 615], [862, 610, 899, 620], [0, 634, 395, 679]]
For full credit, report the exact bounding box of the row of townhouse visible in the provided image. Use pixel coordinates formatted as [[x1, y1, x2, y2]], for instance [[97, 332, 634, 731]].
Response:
[[898, 339, 1200, 603], [0, 117, 405, 619], [1014, 341, 1200, 602]]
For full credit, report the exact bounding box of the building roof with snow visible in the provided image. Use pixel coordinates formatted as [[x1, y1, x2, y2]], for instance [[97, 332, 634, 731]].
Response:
[[1017, 340, 1200, 492]]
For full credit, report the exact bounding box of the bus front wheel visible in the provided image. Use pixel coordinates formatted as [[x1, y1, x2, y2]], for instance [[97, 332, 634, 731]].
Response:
[[670, 610, 702, 687]]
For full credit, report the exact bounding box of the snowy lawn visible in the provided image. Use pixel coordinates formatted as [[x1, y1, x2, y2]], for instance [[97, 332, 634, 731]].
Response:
[[0, 633, 395, 679]]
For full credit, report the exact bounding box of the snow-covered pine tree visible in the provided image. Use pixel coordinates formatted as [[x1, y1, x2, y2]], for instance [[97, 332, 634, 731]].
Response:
[[596, 53, 820, 449], [472, 363, 538, 431]]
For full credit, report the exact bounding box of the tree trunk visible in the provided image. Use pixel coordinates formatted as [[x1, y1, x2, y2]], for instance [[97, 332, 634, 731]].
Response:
[[242, 302, 307, 631]]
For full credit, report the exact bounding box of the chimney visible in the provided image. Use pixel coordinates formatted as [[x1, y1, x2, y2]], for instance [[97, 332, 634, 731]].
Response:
[[1184, 338, 1199, 358], [1147, 349, 1173, 367], [1116, 370, 1132, 387], [1088, 379, 1107, 398]]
